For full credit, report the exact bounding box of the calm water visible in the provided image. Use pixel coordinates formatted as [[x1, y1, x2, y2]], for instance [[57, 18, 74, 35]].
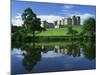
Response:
[[11, 42, 96, 75]]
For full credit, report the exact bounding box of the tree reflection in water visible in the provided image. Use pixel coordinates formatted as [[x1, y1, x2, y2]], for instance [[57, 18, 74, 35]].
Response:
[[22, 44, 41, 72], [82, 42, 95, 60]]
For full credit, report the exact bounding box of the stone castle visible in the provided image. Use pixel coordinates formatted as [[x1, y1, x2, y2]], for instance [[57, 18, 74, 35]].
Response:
[[41, 16, 80, 28], [54, 16, 80, 28]]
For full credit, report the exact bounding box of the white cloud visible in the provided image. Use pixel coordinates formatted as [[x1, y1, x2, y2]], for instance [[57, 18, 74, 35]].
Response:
[[63, 5, 74, 9], [37, 15, 64, 23], [12, 13, 23, 26]]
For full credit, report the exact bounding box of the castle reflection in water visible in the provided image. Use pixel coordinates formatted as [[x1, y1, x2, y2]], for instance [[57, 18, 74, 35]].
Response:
[[40, 45, 81, 58]]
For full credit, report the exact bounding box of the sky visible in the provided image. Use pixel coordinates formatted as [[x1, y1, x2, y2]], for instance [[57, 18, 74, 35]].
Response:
[[11, 0, 96, 26]]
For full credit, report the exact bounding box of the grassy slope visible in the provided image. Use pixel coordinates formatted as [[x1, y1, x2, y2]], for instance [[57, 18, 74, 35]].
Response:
[[34, 25, 83, 36]]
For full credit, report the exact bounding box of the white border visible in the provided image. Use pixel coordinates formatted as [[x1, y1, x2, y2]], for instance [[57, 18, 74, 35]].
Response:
[[19, 0, 96, 5]]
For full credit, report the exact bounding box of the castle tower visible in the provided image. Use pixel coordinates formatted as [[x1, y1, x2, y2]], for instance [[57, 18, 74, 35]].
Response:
[[63, 18, 68, 25], [72, 16, 77, 25], [77, 16, 80, 25], [54, 21, 57, 25], [59, 20, 62, 26], [67, 18, 72, 25]]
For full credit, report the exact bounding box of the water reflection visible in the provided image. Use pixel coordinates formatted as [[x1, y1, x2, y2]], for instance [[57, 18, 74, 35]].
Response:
[[11, 40, 96, 74], [41, 44, 80, 57], [22, 46, 41, 71], [82, 42, 96, 60]]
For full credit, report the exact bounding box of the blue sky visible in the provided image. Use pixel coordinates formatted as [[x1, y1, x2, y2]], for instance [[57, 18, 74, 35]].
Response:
[[12, 0, 96, 26]]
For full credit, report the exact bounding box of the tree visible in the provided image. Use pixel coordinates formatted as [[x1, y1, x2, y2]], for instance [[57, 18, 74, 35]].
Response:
[[82, 18, 96, 40], [21, 8, 41, 41]]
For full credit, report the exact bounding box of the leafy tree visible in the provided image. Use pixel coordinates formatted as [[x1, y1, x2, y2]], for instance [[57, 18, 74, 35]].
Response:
[[82, 18, 96, 37], [21, 8, 41, 39]]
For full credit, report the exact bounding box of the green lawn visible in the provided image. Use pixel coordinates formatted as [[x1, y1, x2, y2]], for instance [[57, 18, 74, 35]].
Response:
[[36, 28, 68, 36], [28, 25, 83, 37]]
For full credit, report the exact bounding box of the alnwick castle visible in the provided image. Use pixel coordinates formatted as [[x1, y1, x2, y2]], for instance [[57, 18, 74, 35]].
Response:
[[41, 16, 80, 28]]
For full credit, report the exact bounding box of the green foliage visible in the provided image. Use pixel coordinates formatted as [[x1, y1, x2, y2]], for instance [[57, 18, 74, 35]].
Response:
[[82, 18, 96, 36], [22, 8, 41, 32], [12, 28, 28, 42], [11, 25, 22, 33]]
